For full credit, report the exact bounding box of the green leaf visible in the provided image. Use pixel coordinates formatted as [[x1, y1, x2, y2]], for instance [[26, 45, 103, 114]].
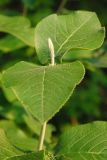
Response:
[[0, 129, 22, 160], [0, 15, 34, 47], [35, 11, 105, 64], [0, 120, 37, 152], [56, 121, 107, 160], [2, 61, 85, 123], [7, 151, 44, 160], [0, 128, 45, 160], [0, 35, 26, 52]]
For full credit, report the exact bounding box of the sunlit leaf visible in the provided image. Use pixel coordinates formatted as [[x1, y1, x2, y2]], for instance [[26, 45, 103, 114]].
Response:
[[56, 121, 107, 160], [2, 61, 85, 123], [35, 11, 105, 64]]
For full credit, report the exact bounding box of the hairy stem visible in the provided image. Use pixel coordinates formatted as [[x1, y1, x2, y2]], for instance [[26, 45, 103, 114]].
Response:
[[38, 38, 55, 151], [38, 121, 47, 151]]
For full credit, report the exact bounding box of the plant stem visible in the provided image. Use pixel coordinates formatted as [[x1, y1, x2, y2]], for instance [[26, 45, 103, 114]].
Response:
[[38, 38, 55, 151], [38, 121, 47, 151], [57, 0, 68, 13], [22, 5, 28, 16]]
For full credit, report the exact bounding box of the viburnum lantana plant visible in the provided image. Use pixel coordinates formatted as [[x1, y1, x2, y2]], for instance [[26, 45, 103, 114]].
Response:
[[1, 11, 107, 160]]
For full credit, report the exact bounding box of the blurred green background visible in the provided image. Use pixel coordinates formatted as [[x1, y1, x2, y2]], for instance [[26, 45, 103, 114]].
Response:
[[0, 0, 107, 149]]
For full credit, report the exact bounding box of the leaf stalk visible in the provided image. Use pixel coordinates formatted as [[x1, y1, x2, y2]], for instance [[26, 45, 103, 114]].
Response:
[[38, 121, 47, 151]]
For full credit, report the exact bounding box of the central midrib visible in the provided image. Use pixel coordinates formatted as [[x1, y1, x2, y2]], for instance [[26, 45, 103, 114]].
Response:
[[41, 68, 46, 122]]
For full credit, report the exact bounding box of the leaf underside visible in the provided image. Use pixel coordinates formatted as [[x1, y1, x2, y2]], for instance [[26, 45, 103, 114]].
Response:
[[35, 11, 105, 64], [56, 121, 107, 160], [2, 61, 85, 123]]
